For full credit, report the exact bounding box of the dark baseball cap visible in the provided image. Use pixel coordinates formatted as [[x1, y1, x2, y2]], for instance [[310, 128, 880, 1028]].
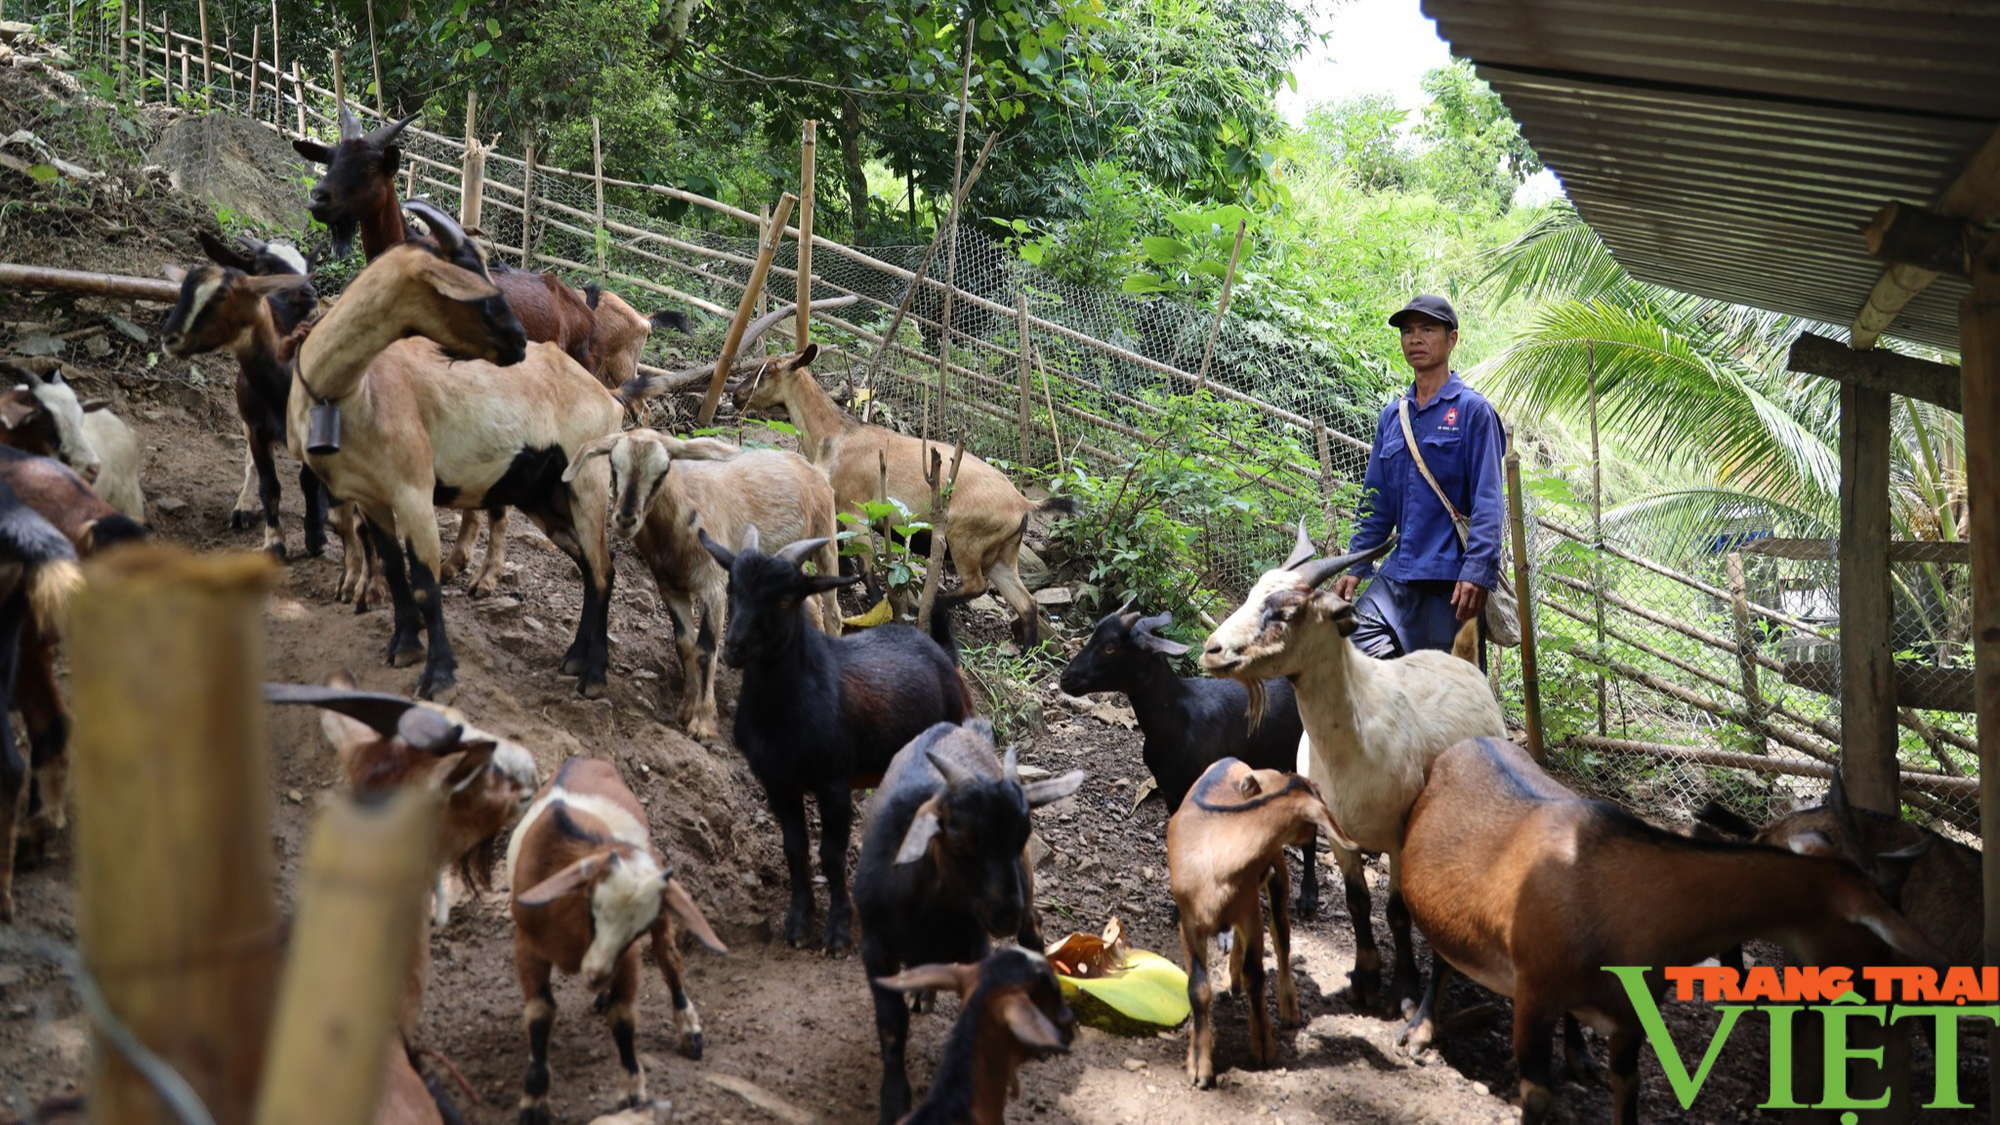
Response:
[[1388, 294, 1458, 331]]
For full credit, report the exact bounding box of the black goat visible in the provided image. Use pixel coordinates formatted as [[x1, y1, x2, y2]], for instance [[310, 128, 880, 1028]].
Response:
[[853, 719, 1084, 1125], [698, 525, 971, 953], [875, 948, 1076, 1125], [1058, 605, 1319, 915]]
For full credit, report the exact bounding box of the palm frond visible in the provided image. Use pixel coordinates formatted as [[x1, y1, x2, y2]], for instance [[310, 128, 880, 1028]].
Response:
[[1602, 488, 1833, 563], [1477, 204, 1635, 307]]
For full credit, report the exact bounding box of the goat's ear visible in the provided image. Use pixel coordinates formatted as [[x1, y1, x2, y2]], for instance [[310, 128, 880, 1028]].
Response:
[[1021, 770, 1087, 809], [1131, 614, 1187, 656], [414, 255, 501, 302], [433, 739, 498, 794], [0, 394, 39, 430], [163, 265, 188, 285], [78, 398, 112, 413], [1870, 838, 1932, 906], [319, 706, 376, 763], [517, 855, 603, 907], [197, 230, 249, 270], [661, 874, 729, 955], [245, 273, 314, 297], [664, 436, 740, 462], [784, 343, 819, 370], [562, 435, 621, 483], [998, 994, 1070, 1055], [1328, 598, 1360, 637], [292, 139, 334, 164], [875, 962, 976, 999], [379, 144, 403, 177], [894, 796, 947, 864], [1785, 830, 1838, 859], [1237, 773, 1263, 798], [696, 527, 735, 570]]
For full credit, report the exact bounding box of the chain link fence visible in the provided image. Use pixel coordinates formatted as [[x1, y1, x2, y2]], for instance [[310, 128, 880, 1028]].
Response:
[[13, 5, 1983, 843]]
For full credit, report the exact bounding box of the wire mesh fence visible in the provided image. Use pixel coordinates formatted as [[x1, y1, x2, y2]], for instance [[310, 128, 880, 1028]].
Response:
[[10, 4, 1982, 843]]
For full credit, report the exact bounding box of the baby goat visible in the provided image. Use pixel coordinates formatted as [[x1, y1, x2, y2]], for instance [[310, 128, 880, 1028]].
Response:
[[1201, 524, 1499, 1013], [854, 719, 1084, 1124], [1167, 758, 1347, 1088], [700, 526, 971, 953], [507, 756, 726, 1123], [1058, 603, 1318, 914], [736, 344, 1077, 645], [875, 948, 1077, 1125], [1400, 737, 1943, 1125], [0, 361, 99, 482], [564, 429, 839, 739]]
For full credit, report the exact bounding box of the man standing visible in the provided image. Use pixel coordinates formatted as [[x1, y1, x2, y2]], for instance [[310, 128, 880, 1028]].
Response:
[[1332, 295, 1505, 658]]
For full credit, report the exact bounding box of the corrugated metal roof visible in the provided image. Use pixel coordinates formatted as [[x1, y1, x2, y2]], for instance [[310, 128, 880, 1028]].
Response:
[[1426, 0, 2000, 352]]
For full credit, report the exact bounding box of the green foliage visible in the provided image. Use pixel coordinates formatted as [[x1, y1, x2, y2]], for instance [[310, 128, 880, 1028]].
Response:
[[836, 497, 932, 611], [1411, 60, 1541, 215]]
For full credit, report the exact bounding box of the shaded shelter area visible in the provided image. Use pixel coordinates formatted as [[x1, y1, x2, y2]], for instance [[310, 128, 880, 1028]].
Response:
[[1425, 0, 2000, 1115]]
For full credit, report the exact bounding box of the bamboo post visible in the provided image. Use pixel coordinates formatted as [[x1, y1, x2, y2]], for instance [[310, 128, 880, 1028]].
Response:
[[179, 43, 189, 104], [268, 0, 280, 128], [1195, 220, 1249, 390], [1506, 435, 1543, 761], [117, 0, 127, 95], [1016, 292, 1032, 465], [196, 0, 211, 102], [698, 192, 795, 425], [135, 0, 145, 103], [460, 91, 484, 231], [1961, 230, 2000, 1125], [796, 118, 817, 352], [1839, 377, 1899, 813], [330, 46, 343, 114], [756, 205, 771, 323], [247, 25, 259, 117], [70, 546, 283, 1125], [290, 60, 305, 137], [1726, 551, 1768, 751], [158, 9, 169, 104], [917, 438, 968, 635], [592, 115, 606, 280], [519, 142, 537, 269], [1588, 341, 1607, 736], [366, 0, 384, 120], [1315, 424, 1339, 535], [1031, 341, 1067, 477], [252, 791, 437, 1125]]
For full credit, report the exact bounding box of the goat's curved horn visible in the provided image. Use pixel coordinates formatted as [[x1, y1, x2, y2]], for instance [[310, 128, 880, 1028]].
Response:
[[1294, 536, 1396, 592], [1113, 593, 1137, 621], [738, 524, 762, 555], [364, 112, 417, 149], [927, 746, 979, 791], [1133, 612, 1173, 636], [338, 102, 364, 142], [1003, 743, 1020, 785], [403, 199, 465, 256], [775, 536, 830, 566], [237, 232, 269, 254], [1282, 519, 1317, 571], [264, 682, 416, 738]]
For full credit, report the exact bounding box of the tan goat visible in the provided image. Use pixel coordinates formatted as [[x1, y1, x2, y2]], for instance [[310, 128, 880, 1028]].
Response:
[[564, 429, 840, 739], [736, 344, 1077, 644], [1168, 757, 1348, 1088]]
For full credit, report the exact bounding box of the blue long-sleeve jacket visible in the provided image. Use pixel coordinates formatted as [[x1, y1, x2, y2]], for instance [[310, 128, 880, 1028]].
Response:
[[1348, 372, 1505, 589]]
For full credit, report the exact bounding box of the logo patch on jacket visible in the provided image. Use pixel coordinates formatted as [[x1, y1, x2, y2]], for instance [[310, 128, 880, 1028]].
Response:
[[1443, 406, 1459, 428]]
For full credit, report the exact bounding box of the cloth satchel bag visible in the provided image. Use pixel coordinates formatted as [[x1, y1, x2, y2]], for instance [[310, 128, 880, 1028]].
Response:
[[1396, 398, 1522, 647]]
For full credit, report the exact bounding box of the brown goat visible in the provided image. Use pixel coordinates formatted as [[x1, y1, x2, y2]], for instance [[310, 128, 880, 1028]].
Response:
[[564, 429, 841, 739], [507, 756, 726, 1122], [1167, 757, 1347, 1088], [1399, 737, 1945, 1124], [875, 948, 1076, 1125], [736, 344, 1077, 645]]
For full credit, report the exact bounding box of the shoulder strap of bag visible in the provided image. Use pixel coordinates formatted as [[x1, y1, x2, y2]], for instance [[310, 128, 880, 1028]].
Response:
[[1397, 397, 1470, 548]]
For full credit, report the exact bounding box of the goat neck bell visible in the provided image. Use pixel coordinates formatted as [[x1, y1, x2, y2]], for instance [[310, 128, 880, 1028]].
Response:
[[307, 399, 342, 455]]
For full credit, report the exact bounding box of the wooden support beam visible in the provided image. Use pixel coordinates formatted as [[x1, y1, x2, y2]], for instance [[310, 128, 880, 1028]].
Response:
[[1963, 230, 2000, 1125], [1787, 331, 1961, 413], [1862, 201, 1975, 277], [0, 263, 183, 303], [1736, 536, 1969, 564], [1851, 125, 2000, 349], [1780, 661, 1973, 714], [1839, 380, 1899, 813]]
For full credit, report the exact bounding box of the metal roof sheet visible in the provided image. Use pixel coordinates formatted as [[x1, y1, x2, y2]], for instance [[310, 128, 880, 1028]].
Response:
[[1426, 0, 2000, 352]]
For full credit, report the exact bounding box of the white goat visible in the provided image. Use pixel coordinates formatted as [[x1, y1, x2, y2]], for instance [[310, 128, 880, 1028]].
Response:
[[564, 429, 840, 740], [77, 406, 145, 520], [1200, 524, 1502, 1013]]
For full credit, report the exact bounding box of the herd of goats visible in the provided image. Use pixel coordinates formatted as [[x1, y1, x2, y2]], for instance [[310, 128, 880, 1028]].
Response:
[[0, 102, 1982, 1125]]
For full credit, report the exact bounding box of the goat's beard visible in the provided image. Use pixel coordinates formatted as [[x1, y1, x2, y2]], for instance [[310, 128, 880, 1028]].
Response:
[[1243, 678, 1267, 736], [324, 215, 359, 262], [455, 832, 504, 897]]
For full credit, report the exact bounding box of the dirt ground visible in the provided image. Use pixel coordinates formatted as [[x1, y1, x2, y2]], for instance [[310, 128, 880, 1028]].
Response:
[[0, 58, 1989, 1125]]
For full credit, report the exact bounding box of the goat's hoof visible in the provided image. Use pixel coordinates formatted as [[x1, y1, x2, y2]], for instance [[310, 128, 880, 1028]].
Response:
[[263, 540, 288, 561], [678, 1032, 704, 1061], [0, 892, 13, 924], [517, 1106, 551, 1125], [1293, 895, 1319, 920], [577, 678, 607, 701], [1191, 1074, 1216, 1091], [1346, 968, 1382, 1010], [418, 677, 457, 705], [304, 538, 326, 558], [783, 911, 813, 949], [388, 643, 423, 668], [560, 655, 587, 677], [823, 928, 851, 955], [1397, 1016, 1436, 1057], [470, 576, 502, 598], [229, 509, 255, 530]]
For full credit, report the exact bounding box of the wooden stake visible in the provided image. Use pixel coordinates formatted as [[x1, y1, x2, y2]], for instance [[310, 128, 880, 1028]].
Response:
[[1505, 434, 1543, 762], [159, 9, 170, 104], [1031, 341, 1067, 477], [519, 142, 536, 269], [1838, 378, 1898, 811], [117, 0, 127, 94], [196, 0, 211, 102], [1588, 341, 1607, 737], [330, 46, 343, 114], [70, 546, 283, 1125], [929, 20, 979, 444], [179, 43, 190, 104], [135, 0, 146, 103], [1725, 551, 1767, 751], [291, 60, 305, 137], [1961, 231, 2000, 1124], [1016, 292, 1032, 465], [796, 119, 818, 351], [1195, 220, 1249, 390], [269, 0, 280, 128], [916, 437, 967, 635], [1315, 423, 1339, 534], [252, 791, 437, 1125], [756, 205, 771, 323], [366, 0, 384, 120], [460, 91, 485, 231], [247, 25, 259, 116], [592, 115, 606, 279], [698, 192, 795, 425]]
